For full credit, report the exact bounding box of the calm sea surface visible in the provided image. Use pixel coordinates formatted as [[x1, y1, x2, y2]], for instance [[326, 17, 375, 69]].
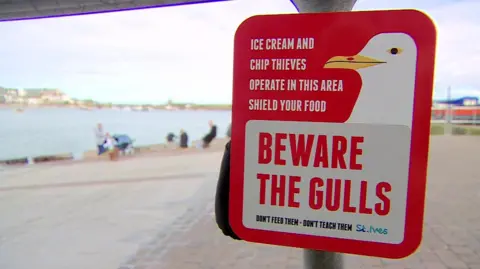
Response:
[[0, 107, 232, 160]]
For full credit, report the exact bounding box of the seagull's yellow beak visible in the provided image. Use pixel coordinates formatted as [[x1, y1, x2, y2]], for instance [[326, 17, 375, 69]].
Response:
[[324, 55, 386, 70]]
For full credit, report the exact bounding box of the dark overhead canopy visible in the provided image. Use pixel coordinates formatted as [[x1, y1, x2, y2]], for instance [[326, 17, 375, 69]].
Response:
[[0, 0, 227, 22]]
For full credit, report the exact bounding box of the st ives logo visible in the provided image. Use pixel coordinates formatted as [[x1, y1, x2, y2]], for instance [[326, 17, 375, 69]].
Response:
[[356, 224, 388, 235]]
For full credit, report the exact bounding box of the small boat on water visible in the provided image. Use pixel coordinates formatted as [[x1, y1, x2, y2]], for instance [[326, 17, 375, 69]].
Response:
[[14, 108, 24, 113]]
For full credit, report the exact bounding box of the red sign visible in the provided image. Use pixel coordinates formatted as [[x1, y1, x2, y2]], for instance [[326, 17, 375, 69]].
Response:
[[229, 10, 436, 259]]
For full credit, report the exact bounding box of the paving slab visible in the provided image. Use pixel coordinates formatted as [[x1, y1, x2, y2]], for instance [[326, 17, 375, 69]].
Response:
[[0, 152, 223, 269], [1, 136, 480, 269], [129, 136, 480, 269]]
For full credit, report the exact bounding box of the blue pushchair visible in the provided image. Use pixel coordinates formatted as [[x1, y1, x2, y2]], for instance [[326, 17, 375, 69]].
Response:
[[112, 134, 135, 155]]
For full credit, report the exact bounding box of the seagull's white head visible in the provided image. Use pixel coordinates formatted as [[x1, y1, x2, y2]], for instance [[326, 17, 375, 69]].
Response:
[[323, 33, 417, 74], [323, 33, 418, 127]]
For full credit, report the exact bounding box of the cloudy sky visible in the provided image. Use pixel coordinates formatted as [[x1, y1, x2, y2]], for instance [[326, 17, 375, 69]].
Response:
[[0, 0, 478, 104]]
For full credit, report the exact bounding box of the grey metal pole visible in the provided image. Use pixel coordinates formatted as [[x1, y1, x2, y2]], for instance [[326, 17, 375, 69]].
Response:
[[291, 2, 356, 269], [293, 0, 356, 13], [303, 250, 344, 269], [474, 107, 477, 126]]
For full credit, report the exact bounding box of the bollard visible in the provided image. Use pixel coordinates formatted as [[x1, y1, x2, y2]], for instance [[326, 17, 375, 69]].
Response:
[[290, 0, 357, 268]]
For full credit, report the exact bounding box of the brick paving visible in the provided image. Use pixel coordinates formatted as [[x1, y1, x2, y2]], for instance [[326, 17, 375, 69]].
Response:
[[123, 136, 480, 269], [2, 136, 480, 269], [0, 151, 226, 269]]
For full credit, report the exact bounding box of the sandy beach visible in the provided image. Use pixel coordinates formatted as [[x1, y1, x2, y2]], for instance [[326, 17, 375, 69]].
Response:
[[1, 136, 480, 269]]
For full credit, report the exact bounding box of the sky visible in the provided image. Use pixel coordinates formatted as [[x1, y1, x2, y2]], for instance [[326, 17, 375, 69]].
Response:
[[0, 0, 478, 104]]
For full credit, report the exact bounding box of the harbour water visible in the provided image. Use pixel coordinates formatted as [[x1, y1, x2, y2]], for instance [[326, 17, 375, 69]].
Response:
[[0, 107, 231, 160]]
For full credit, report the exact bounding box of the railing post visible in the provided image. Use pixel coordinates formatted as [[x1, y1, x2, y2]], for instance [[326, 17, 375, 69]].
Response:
[[445, 86, 452, 135]]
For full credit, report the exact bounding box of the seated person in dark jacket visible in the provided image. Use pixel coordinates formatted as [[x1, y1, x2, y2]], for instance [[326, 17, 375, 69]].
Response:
[[166, 132, 176, 143], [202, 120, 217, 148], [179, 129, 189, 148], [165, 132, 176, 148]]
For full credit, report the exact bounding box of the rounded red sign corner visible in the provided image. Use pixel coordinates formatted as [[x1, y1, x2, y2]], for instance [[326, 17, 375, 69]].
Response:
[[234, 14, 270, 45]]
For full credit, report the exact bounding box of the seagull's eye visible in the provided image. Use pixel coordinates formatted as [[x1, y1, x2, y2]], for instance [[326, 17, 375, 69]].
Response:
[[387, 48, 403, 55]]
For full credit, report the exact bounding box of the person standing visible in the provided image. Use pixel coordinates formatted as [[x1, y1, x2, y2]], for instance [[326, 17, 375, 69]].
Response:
[[94, 123, 106, 155], [179, 129, 189, 148]]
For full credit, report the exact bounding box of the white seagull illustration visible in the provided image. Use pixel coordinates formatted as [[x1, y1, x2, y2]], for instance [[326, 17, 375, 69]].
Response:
[[324, 33, 418, 128]]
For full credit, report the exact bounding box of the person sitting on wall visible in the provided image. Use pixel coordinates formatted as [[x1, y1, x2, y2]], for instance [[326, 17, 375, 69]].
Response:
[[165, 132, 176, 148], [166, 132, 176, 143], [179, 129, 189, 149], [202, 120, 217, 148]]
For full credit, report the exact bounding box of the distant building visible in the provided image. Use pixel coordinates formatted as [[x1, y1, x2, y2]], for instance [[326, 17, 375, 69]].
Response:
[[433, 96, 478, 107], [0, 87, 20, 103], [40, 89, 71, 103], [0, 87, 72, 104], [17, 89, 26, 97], [23, 89, 44, 98], [0, 88, 7, 103], [3, 88, 19, 96], [19, 88, 71, 104]]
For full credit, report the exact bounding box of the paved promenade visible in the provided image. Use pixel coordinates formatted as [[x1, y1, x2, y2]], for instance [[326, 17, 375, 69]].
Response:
[[1, 136, 480, 269]]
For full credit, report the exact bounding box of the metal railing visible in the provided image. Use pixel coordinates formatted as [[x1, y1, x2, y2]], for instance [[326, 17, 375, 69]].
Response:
[[431, 107, 480, 125]]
